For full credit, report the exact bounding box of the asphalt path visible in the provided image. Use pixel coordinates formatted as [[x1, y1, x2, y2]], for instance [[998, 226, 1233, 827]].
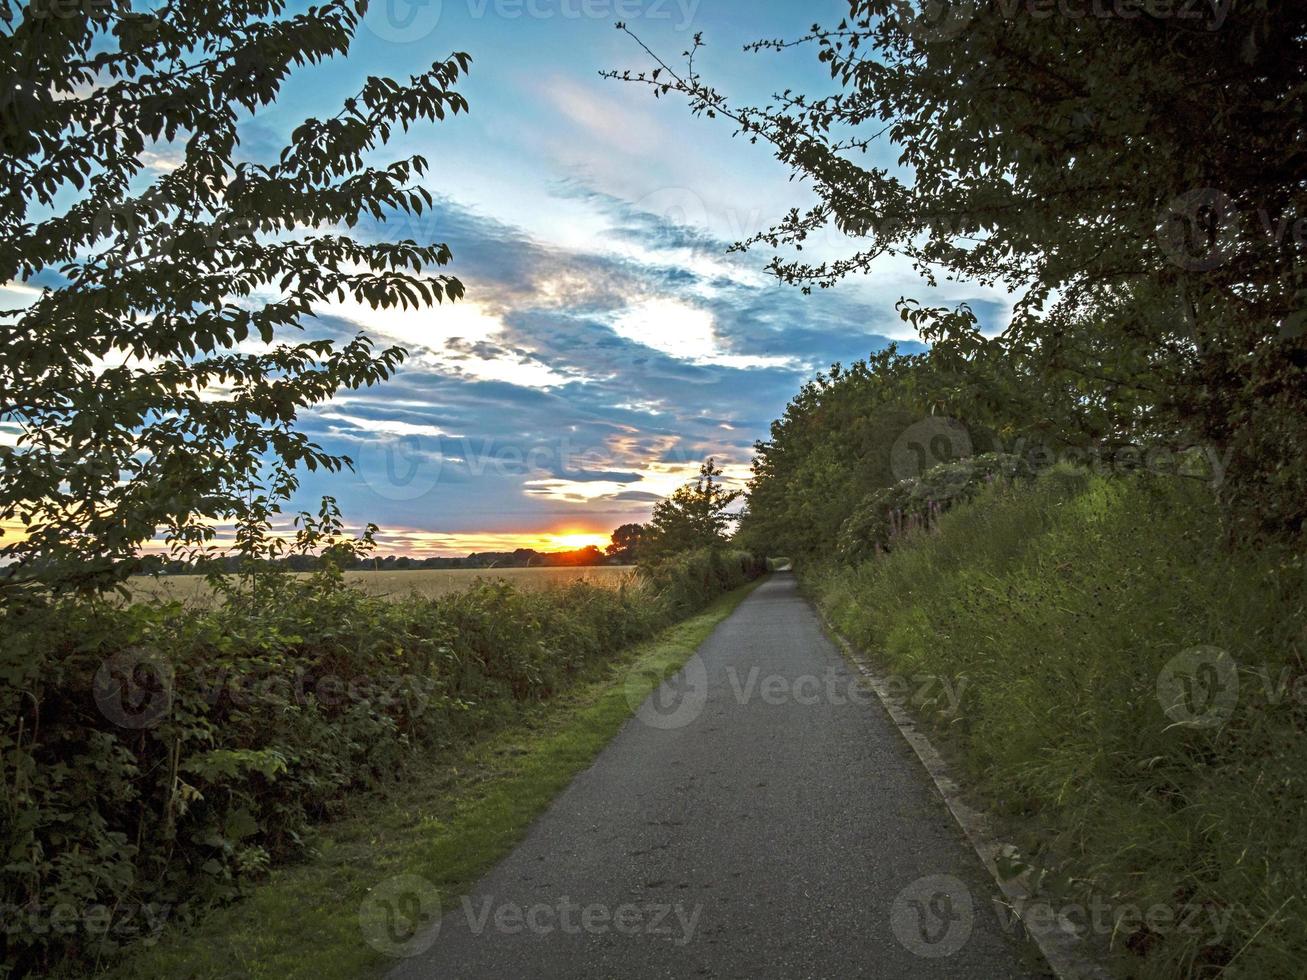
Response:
[[386, 572, 1050, 979]]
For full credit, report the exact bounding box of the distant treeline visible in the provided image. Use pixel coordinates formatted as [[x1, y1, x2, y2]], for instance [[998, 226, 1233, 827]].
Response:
[[140, 545, 623, 576]]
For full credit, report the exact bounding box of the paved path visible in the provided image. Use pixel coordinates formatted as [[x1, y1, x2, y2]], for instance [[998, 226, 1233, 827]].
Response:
[[388, 573, 1049, 979]]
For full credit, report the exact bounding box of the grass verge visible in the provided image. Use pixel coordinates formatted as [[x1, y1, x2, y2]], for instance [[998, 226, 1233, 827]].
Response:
[[104, 577, 763, 979], [811, 469, 1306, 978]]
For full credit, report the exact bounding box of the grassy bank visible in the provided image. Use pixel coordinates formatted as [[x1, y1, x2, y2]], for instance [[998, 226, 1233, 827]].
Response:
[[2, 548, 763, 977], [812, 470, 1306, 978], [103, 577, 762, 979]]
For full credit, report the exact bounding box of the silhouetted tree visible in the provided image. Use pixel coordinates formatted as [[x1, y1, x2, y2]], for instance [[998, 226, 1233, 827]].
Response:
[[606, 523, 646, 562], [643, 459, 741, 559]]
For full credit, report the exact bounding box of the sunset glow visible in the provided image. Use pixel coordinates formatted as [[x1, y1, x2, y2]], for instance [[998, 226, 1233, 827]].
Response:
[[544, 531, 612, 552]]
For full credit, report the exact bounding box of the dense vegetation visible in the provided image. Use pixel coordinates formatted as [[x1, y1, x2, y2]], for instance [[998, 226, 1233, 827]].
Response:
[[815, 470, 1305, 977], [1, 547, 762, 976]]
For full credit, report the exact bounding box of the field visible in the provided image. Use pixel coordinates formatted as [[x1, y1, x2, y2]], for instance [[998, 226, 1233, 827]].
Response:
[[127, 565, 640, 604]]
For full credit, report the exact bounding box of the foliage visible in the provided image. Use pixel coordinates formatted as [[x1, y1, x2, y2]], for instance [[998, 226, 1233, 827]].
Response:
[[0, 548, 761, 976], [0, 0, 470, 595], [814, 471, 1307, 977], [835, 452, 1034, 563], [107, 580, 763, 980], [606, 523, 646, 562], [735, 346, 1008, 561], [641, 459, 742, 560], [608, 3, 1307, 539], [640, 547, 765, 619]]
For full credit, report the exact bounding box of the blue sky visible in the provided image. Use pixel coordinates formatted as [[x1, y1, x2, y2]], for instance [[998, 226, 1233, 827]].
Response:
[[258, 0, 1018, 554], [6, 0, 1017, 556]]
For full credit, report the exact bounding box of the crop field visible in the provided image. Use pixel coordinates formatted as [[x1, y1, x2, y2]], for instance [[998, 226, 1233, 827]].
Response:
[[126, 565, 640, 604]]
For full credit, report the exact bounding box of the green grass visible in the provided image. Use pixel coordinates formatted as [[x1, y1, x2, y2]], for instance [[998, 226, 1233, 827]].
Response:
[[104, 577, 764, 979], [812, 469, 1307, 978]]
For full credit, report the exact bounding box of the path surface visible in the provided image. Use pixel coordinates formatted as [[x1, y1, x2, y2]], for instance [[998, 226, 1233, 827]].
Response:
[[388, 573, 1049, 979]]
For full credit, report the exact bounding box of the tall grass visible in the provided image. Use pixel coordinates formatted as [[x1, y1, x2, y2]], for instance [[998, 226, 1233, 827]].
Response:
[[124, 565, 641, 605], [813, 469, 1306, 978]]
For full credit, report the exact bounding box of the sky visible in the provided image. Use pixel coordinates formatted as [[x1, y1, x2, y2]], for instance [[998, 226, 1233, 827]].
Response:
[[7, 0, 1018, 557]]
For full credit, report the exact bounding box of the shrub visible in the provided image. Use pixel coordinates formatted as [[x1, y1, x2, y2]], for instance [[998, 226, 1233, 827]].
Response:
[[835, 452, 1034, 563], [0, 552, 761, 976], [639, 548, 765, 618]]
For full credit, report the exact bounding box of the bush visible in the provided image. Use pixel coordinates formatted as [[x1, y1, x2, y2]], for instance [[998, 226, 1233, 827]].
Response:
[[0, 553, 762, 976], [835, 452, 1034, 563], [815, 470, 1307, 977], [639, 548, 766, 618]]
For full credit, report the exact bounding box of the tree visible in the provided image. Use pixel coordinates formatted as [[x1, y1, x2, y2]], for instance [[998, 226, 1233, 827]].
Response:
[[607, 4, 1307, 537], [0, 0, 471, 595], [643, 459, 742, 559], [606, 522, 646, 562]]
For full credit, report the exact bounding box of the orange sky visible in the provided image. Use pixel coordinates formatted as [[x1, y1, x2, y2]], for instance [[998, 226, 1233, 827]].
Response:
[[0, 520, 613, 559]]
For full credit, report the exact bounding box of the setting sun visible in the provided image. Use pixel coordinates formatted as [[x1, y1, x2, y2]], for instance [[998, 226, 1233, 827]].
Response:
[[545, 531, 612, 552]]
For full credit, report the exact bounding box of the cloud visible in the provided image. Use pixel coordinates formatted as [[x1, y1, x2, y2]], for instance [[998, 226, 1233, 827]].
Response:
[[542, 76, 665, 155], [609, 296, 799, 369]]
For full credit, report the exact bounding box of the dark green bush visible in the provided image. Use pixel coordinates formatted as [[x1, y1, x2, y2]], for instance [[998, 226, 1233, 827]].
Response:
[[639, 548, 766, 618], [836, 452, 1034, 563], [1, 551, 761, 976]]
